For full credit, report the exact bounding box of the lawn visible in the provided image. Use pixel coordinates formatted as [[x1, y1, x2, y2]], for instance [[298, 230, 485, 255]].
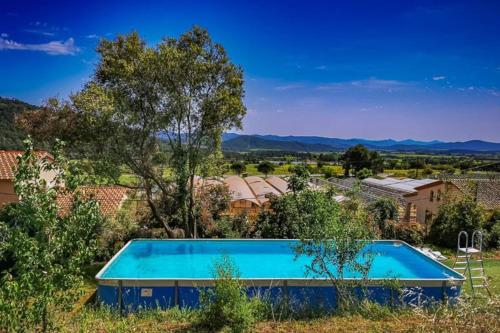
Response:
[[444, 257, 499, 296]]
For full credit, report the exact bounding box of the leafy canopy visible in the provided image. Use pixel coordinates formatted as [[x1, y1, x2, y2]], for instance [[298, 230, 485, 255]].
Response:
[[18, 27, 246, 237]]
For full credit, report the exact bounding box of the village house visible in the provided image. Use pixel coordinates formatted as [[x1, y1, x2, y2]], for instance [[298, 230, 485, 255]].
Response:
[[0, 150, 59, 207], [0, 150, 130, 217], [362, 175, 499, 227], [195, 175, 291, 218]]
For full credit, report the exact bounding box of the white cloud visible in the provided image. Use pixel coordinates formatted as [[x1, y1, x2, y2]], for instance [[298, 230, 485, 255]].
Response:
[[274, 84, 303, 91], [317, 77, 412, 91], [432, 76, 446, 81], [0, 37, 80, 55], [0, 33, 8, 38], [86, 34, 99, 39], [24, 29, 55, 37], [276, 109, 285, 113]]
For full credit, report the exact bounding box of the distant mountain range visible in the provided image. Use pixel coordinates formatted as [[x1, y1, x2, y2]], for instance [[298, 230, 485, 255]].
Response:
[[222, 133, 500, 153], [2, 96, 499, 153]]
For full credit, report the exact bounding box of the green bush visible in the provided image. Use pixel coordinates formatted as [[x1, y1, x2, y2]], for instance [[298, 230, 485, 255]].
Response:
[[384, 222, 425, 245], [198, 256, 265, 333], [483, 208, 500, 248], [356, 168, 372, 179], [428, 197, 484, 248]]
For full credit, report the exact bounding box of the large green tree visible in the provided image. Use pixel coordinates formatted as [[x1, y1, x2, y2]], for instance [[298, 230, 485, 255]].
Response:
[[256, 161, 275, 177], [340, 144, 384, 177], [19, 27, 246, 238]]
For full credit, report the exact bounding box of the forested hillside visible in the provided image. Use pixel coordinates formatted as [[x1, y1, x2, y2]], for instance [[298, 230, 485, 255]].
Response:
[[0, 97, 36, 149]]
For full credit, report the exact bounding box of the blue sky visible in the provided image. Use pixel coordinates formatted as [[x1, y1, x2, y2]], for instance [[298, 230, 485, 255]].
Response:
[[1, 0, 499, 141]]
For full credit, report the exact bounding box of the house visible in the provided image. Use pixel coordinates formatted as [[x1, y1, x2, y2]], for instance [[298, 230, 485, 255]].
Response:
[[0, 150, 59, 207], [195, 175, 291, 217], [0, 150, 130, 218], [57, 185, 130, 218], [361, 177, 462, 226]]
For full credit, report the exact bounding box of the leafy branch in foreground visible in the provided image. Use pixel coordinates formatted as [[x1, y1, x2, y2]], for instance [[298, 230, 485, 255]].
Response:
[[0, 139, 104, 332], [293, 189, 374, 310]]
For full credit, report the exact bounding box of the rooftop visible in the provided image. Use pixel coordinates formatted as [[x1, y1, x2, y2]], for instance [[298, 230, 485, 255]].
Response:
[[362, 177, 439, 194], [0, 150, 53, 180], [197, 175, 291, 206], [57, 185, 130, 217]]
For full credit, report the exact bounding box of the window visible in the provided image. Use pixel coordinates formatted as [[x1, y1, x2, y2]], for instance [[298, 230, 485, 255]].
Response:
[[437, 189, 442, 202], [430, 190, 434, 202]]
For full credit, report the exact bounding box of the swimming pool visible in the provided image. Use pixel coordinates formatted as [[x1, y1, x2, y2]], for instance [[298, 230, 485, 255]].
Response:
[[96, 239, 464, 311]]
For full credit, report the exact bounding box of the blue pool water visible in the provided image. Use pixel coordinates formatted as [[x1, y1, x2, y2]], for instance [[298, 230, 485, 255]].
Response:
[[99, 240, 463, 280], [96, 240, 464, 310]]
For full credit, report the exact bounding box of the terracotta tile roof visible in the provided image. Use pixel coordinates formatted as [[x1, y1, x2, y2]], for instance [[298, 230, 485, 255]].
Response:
[[57, 185, 130, 217], [0, 150, 54, 180]]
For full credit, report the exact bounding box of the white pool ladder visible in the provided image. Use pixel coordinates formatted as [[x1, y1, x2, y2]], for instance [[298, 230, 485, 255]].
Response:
[[453, 231, 491, 298]]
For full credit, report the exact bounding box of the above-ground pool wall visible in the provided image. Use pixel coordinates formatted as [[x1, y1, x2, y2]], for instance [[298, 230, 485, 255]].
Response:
[[97, 282, 462, 312]]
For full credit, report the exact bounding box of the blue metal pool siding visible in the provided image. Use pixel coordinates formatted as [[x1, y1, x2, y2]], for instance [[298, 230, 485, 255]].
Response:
[[97, 284, 462, 311]]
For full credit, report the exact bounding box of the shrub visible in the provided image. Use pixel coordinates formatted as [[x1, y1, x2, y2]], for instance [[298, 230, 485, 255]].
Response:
[[428, 196, 485, 248], [198, 256, 265, 333], [483, 208, 500, 248], [205, 215, 249, 238], [98, 198, 140, 260], [323, 166, 335, 179], [384, 222, 425, 245], [356, 168, 372, 179], [368, 198, 399, 237]]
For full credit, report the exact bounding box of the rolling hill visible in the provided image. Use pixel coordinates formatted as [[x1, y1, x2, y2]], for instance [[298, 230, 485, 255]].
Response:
[[222, 133, 500, 152], [0, 97, 36, 150]]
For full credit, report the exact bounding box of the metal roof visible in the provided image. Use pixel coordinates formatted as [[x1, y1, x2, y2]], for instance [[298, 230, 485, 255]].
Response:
[[362, 177, 439, 194]]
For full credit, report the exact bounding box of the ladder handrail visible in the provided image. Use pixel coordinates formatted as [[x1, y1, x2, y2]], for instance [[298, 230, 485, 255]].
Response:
[[454, 230, 491, 299], [457, 230, 468, 251], [471, 230, 483, 252]]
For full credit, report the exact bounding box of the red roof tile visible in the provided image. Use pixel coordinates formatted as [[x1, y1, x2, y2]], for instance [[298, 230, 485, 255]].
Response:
[[0, 150, 54, 180], [57, 185, 130, 217]]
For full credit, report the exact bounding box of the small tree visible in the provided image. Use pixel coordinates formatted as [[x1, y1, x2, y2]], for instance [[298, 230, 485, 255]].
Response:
[[257, 161, 275, 177], [0, 139, 103, 332], [230, 161, 247, 175], [294, 189, 373, 309]]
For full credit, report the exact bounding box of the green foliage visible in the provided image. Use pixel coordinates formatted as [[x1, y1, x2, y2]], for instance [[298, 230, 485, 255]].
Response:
[[230, 161, 247, 175], [198, 256, 265, 333], [289, 189, 373, 308], [0, 97, 36, 149], [340, 144, 384, 177], [257, 161, 275, 177], [368, 198, 399, 237], [429, 196, 485, 248], [483, 208, 500, 248], [97, 197, 140, 260], [287, 164, 310, 193], [254, 191, 325, 239], [356, 167, 372, 179], [0, 139, 103, 332], [383, 222, 425, 245], [19, 27, 246, 238]]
